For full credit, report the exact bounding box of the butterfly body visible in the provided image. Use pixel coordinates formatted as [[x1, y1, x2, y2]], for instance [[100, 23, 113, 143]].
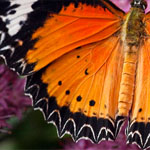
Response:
[[118, 5, 146, 117]]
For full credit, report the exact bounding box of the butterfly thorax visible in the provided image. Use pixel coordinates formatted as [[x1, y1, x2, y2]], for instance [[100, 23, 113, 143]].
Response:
[[122, 7, 145, 46]]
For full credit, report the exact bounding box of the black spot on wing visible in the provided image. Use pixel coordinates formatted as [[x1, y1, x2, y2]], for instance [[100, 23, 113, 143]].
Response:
[[8, 10, 16, 15], [89, 100, 95, 106], [77, 95, 82, 102], [138, 108, 142, 112], [77, 55, 80, 58], [58, 80, 62, 86], [85, 68, 89, 75], [65, 90, 70, 95]]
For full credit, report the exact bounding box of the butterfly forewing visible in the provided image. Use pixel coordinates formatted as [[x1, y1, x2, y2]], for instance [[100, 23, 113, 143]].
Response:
[[0, 0, 124, 76]]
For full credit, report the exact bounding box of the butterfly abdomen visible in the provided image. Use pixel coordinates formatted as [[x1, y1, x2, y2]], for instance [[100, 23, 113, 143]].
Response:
[[118, 48, 138, 116], [118, 6, 145, 117]]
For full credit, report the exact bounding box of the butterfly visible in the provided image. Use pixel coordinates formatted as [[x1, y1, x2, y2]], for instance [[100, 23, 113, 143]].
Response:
[[0, 0, 150, 149]]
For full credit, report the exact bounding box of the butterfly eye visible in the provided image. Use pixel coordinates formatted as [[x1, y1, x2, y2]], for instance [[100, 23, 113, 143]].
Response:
[[131, 0, 147, 10]]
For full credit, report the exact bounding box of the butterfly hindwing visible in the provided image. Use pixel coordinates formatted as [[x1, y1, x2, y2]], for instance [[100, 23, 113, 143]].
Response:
[[25, 34, 124, 142], [0, 0, 124, 76]]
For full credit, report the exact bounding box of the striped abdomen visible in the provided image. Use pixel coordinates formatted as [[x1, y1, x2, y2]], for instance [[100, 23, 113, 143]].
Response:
[[118, 46, 138, 116], [118, 6, 145, 117]]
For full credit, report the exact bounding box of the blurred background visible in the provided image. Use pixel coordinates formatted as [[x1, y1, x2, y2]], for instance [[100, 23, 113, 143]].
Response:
[[0, 0, 149, 149]]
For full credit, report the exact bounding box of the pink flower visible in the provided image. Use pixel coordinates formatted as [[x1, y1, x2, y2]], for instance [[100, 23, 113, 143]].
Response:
[[111, 0, 150, 13], [111, 0, 131, 12], [0, 64, 31, 129]]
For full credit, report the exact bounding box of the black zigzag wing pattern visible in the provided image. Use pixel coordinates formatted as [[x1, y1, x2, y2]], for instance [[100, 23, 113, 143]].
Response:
[[25, 66, 126, 143], [126, 120, 150, 149]]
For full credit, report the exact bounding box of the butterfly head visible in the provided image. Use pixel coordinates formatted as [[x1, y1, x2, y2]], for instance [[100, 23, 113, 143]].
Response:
[[131, 0, 147, 10]]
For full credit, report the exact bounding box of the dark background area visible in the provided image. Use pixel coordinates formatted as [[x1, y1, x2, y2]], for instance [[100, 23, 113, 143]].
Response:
[[0, 109, 68, 150]]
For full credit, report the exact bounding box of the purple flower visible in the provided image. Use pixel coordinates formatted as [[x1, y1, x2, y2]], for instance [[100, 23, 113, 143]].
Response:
[[0, 64, 31, 129], [111, 0, 150, 13], [63, 122, 140, 150], [111, 0, 131, 12]]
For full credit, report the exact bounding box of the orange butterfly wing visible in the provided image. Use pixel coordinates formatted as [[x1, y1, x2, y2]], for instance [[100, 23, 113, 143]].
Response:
[[0, 0, 124, 75], [0, 0, 125, 144], [126, 13, 150, 149], [25, 35, 124, 142], [25, 1, 124, 73]]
